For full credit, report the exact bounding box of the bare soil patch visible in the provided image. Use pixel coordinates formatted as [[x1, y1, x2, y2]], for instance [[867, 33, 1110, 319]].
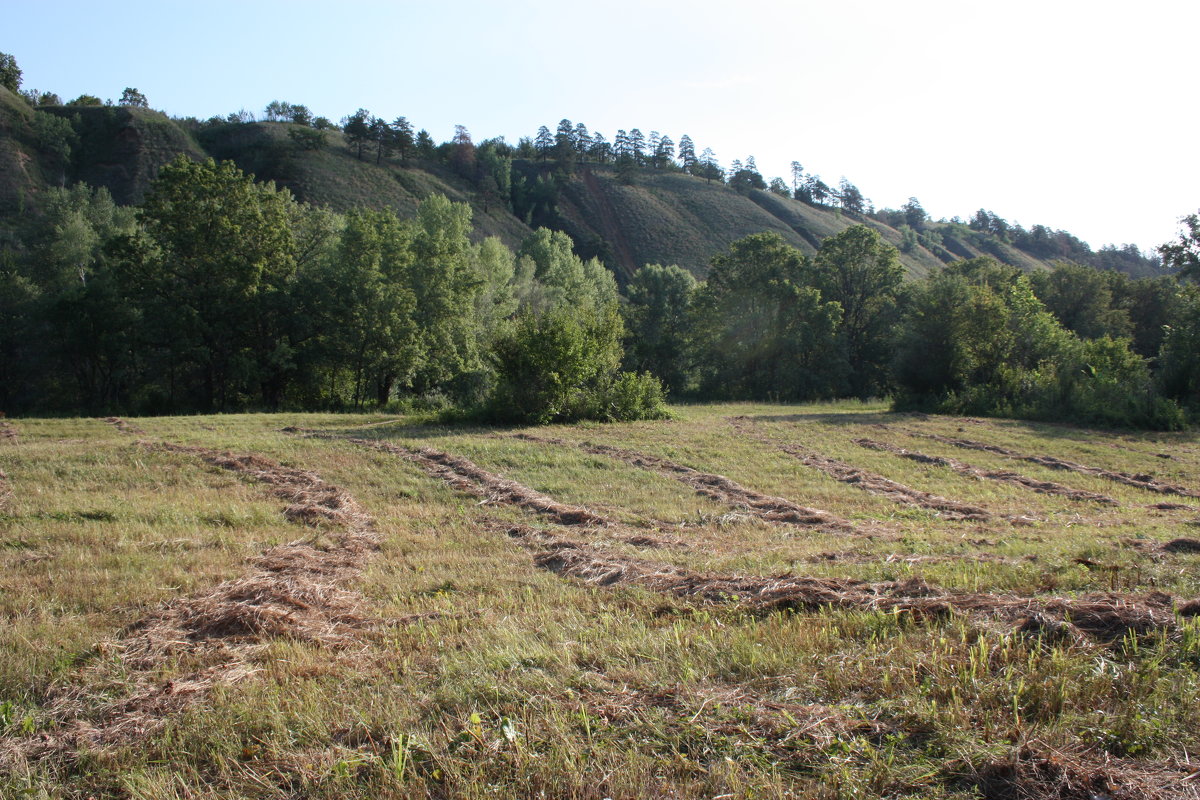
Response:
[[857, 438, 1119, 505], [3, 442, 379, 761], [730, 417, 992, 521], [0, 420, 17, 443], [513, 433, 857, 534], [918, 432, 1200, 499]]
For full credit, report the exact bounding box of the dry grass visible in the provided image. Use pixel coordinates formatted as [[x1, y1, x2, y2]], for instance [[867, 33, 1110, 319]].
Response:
[[732, 416, 993, 521], [513, 432, 861, 534], [857, 437, 1120, 505], [4, 403, 1200, 798], [1, 438, 378, 766], [918, 431, 1200, 498]]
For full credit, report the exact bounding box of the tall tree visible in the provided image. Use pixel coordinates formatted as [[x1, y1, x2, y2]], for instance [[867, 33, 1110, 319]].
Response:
[[678, 135, 697, 172], [811, 225, 904, 397], [692, 232, 844, 399], [119, 157, 298, 410], [0, 51, 22, 93], [342, 109, 372, 160]]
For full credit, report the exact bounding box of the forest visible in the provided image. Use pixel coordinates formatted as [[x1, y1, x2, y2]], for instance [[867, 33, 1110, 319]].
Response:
[[2, 52, 1199, 428]]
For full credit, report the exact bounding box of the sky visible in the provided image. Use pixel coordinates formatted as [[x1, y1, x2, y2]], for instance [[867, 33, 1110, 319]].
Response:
[[8, 0, 1197, 252]]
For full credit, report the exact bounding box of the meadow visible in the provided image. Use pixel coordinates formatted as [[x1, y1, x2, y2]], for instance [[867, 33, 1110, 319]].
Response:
[[1, 402, 1199, 799]]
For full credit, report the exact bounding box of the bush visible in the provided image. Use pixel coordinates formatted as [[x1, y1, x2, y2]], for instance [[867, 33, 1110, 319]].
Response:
[[486, 304, 667, 424]]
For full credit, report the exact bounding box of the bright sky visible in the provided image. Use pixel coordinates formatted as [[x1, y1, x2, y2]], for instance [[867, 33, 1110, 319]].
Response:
[[10, 0, 1197, 252]]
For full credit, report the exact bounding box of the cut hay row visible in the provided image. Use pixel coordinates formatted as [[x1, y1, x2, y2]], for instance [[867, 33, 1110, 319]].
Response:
[[494, 520, 1196, 643], [3, 442, 378, 762], [0, 419, 17, 443], [103, 416, 145, 435], [857, 438, 1120, 505], [917, 431, 1200, 498], [291, 429, 608, 526], [511, 433, 857, 534], [287, 429, 687, 549], [728, 417, 992, 521], [968, 745, 1200, 800]]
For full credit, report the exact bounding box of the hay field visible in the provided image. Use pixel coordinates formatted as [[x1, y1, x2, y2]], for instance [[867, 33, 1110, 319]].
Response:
[[2, 403, 1200, 799]]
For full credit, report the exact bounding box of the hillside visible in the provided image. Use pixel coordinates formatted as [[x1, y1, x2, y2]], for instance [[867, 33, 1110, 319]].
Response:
[[0, 90, 1164, 281]]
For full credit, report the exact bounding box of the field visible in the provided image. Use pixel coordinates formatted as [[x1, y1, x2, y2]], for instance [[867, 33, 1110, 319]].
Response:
[[2, 402, 1200, 799]]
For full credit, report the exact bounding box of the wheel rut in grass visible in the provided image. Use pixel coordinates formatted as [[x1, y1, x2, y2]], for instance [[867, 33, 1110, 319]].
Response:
[[856, 438, 1120, 505], [2, 441, 380, 761], [916, 431, 1200, 499], [511, 433, 858, 534], [495, 519, 1193, 643], [286, 428, 688, 550], [729, 417, 993, 522]]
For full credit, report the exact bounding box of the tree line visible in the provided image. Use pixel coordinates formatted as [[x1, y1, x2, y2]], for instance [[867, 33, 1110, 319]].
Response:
[[3, 151, 1198, 429], [0, 157, 664, 422]]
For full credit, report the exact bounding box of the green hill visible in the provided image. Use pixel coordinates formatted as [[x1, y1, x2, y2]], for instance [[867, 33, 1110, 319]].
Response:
[[0, 93, 1164, 281]]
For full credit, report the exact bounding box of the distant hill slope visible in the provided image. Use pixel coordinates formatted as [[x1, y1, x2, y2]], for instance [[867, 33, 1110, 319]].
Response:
[[0, 91, 1165, 281]]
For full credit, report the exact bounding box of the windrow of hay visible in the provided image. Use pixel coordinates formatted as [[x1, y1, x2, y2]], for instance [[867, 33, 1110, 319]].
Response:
[[103, 416, 146, 435], [857, 438, 1120, 505], [493, 520, 1192, 642], [286, 429, 688, 549], [0, 420, 17, 443], [917, 432, 1200, 498], [2, 442, 379, 761], [289, 429, 609, 526], [964, 743, 1200, 800], [729, 416, 993, 521], [512, 433, 857, 534]]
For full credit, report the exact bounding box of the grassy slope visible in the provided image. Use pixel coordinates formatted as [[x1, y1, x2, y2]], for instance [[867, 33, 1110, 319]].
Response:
[[0, 87, 44, 216], [551, 166, 951, 280], [3, 405, 1199, 798], [0, 105, 1147, 280], [199, 123, 534, 249]]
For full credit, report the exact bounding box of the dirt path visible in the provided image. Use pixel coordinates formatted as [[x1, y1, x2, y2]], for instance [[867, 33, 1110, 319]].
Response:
[[3, 442, 379, 762], [729, 417, 992, 521], [512, 433, 858, 534], [917, 432, 1200, 498], [857, 438, 1120, 505], [289, 429, 687, 550]]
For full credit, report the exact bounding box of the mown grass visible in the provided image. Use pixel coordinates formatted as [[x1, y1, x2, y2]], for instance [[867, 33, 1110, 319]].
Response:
[[2, 402, 1199, 798]]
